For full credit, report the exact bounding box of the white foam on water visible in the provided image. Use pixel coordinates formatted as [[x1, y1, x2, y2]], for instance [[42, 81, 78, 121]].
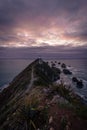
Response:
[[51, 61, 87, 101]]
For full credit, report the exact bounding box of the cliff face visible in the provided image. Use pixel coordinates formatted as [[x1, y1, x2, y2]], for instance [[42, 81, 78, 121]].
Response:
[[0, 59, 87, 130]]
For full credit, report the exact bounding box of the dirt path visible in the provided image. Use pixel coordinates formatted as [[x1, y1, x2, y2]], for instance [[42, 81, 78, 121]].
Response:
[[28, 67, 34, 89], [25, 67, 36, 93]]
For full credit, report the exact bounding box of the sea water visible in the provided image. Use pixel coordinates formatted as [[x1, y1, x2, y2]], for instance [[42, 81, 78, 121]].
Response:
[[0, 59, 33, 87]]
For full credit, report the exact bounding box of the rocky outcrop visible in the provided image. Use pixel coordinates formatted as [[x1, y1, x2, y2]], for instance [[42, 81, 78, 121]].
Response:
[[72, 77, 78, 82], [63, 69, 72, 75], [72, 77, 83, 88], [61, 63, 66, 68], [76, 80, 83, 88]]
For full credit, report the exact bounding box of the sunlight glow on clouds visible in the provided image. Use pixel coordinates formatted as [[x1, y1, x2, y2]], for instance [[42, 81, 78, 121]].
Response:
[[0, 0, 87, 47]]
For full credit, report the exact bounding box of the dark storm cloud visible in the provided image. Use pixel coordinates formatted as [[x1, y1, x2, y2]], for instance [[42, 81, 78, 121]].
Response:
[[0, 0, 85, 26], [0, 0, 87, 46]]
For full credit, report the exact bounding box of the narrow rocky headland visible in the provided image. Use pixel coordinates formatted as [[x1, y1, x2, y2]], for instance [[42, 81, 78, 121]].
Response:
[[0, 58, 87, 130]]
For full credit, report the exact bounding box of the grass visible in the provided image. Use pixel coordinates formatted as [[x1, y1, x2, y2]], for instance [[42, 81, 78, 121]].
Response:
[[60, 115, 68, 130], [50, 82, 87, 119], [11, 87, 49, 130], [0, 86, 49, 130], [58, 102, 74, 110], [51, 82, 84, 106], [51, 82, 73, 102], [12, 100, 49, 130]]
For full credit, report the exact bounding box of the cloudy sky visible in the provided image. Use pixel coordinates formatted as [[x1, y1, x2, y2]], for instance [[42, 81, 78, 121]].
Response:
[[0, 0, 87, 58]]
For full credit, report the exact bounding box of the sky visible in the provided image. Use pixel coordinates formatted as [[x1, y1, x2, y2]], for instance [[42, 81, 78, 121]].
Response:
[[0, 0, 87, 58]]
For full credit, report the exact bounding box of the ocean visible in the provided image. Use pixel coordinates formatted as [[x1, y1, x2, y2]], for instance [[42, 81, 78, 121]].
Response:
[[0, 58, 87, 99], [0, 59, 33, 87]]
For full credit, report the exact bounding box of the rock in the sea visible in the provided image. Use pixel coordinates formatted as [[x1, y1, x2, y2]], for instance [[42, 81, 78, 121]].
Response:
[[58, 62, 61, 65], [72, 77, 78, 82], [52, 67, 61, 74], [52, 63, 56, 68], [63, 69, 72, 75], [76, 80, 83, 88], [61, 63, 66, 68], [72, 77, 83, 88]]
